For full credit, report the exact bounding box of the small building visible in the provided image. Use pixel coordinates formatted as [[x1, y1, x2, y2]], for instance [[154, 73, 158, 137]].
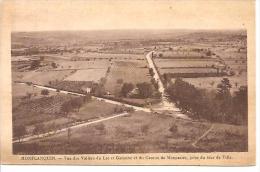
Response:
[[82, 86, 91, 93]]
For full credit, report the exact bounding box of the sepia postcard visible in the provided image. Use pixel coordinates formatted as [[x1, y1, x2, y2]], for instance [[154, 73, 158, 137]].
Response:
[[0, 0, 256, 165]]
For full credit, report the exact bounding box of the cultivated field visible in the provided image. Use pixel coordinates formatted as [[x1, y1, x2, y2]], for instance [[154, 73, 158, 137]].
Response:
[[71, 99, 122, 121], [11, 56, 39, 62], [13, 94, 74, 130], [71, 52, 144, 60], [13, 70, 75, 85], [154, 59, 218, 68], [12, 83, 56, 98], [12, 88, 125, 139], [178, 74, 247, 93], [64, 69, 107, 82], [56, 60, 110, 70], [105, 60, 151, 95], [156, 50, 206, 59], [160, 68, 218, 75]]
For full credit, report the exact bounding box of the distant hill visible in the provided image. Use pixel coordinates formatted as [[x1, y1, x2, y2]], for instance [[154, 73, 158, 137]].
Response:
[[11, 29, 246, 48]]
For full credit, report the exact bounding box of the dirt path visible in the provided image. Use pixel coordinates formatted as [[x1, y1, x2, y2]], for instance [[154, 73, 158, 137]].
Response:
[[191, 124, 214, 148], [145, 51, 187, 119], [13, 112, 129, 143]]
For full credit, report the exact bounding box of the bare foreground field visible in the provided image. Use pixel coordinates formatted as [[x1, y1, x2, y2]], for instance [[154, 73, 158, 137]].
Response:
[[13, 111, 247, 154], [12, 30, 248, 154]]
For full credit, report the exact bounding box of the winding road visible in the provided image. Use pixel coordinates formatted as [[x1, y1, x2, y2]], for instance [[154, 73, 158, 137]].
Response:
[[14, 51, 190, 143]]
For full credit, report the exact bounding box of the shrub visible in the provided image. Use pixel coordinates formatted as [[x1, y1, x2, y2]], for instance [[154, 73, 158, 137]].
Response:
[[120, 83, 134, 97], [114, 106, 124, 113], [26, 92, 32, 99], [51, 62, 57, 68], [33, 123, 45, 135], [125, 107, 135, 113], [41, 89, 49, 95], [26, 82, 32, 86], [229, 70, 235, 76], [169, 123, 178, 133], [13, 125, 27, 141], [136, 82, 153, 98], [30, 60, 40, 70]]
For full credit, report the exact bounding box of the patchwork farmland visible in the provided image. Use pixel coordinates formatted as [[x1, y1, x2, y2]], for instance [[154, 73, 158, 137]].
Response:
[[11, 30, 248, 154]]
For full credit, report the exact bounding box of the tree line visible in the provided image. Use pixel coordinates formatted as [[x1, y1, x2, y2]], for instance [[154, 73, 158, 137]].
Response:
[[166, 78, 247, 125], [120, 82, 161, 99]]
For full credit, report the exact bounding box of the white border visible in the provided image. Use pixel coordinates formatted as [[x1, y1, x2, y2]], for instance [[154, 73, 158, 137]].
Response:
[[1, 0, 259, 171]]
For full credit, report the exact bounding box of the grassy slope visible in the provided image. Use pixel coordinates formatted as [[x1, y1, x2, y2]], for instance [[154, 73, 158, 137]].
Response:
[[13, 111, 247, 154]]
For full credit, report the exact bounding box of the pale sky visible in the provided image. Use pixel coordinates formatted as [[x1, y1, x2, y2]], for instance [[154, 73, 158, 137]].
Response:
[[6, 0, 255, 31]]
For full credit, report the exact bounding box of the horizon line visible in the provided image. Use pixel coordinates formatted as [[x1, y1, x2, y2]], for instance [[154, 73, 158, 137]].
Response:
[[11, 28, 247, 33]]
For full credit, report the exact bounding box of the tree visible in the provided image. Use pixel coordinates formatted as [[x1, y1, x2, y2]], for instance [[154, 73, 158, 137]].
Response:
[[216, 78, 232, 98], [136, 82, 153, 98], [167, 78, 210, 119], [71, 97, 84, 112], [14, 125, 26, 142], [83, 94, 92, 103], [48, 122, 57, 133], [210, 81, 215, 86], [26, 92, 32, 99], [33, 123, 45, 136], [120, 83, 134, 97], [67, 127, 72, 144], [166, 77, 246, 125], [206, 50, 212, 56], [149, 68, 154, 76], [158, 53, 163, 58], [60, 100, 75, 149], [151, 78, 159, 90], [169, 123, 178, 133], [93, 85, 106, 96], [61, 101, 73, 116], [30, 60, 40, 69], [114, 105, 124, 113], [51, 62, 57, 68], [163, 73, 171, 84], [232, 86, 248, 125], [41, 89, 49, 95], [216, 78, 232, 122]]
